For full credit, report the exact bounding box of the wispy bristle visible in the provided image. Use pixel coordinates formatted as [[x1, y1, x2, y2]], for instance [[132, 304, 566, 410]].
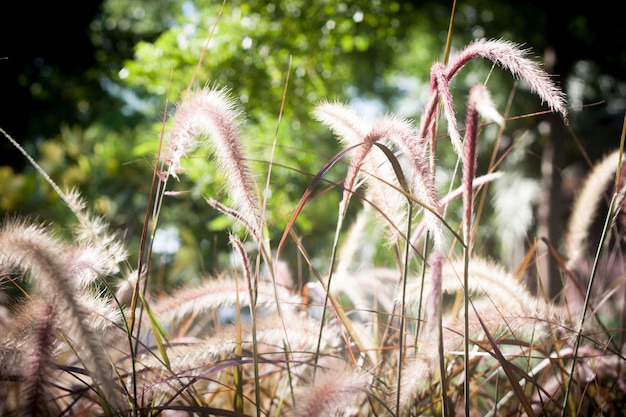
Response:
[[564, 150, 621, 269], [430, 62, 462, 157], [0, 219, 121, 410], [313, 100, 371, 146], [462, 85, 482, 251], [419, 38, 567, 162], [150, 276, 300, 325], [315, 101, 444, 246], [291, 366, 370, 417], [65, 189, 128, 279], [424, 251, 443, 338], [139, 315, 341, 375], [165, 87, 262, 237], [448, 39, 568, 120], [403, 256, 541, 314], [21, 299, 57, 417]]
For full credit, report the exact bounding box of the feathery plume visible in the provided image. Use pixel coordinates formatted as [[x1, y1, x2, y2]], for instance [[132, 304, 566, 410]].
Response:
[[165, 87, 262, 237], [448, 39, 568, 119], [64, 189, 127, 279], [401, 256, 558, 331], [462, 84, 501, 251], [150, 276, 299, 326], [564, 149, 621, 270], [396, 340, 439, 411], [424, 251, 443, 338], [368, 115, 444, 247], [313, 100, 371, 146], [419, 38, 567, 161], [0, 219, 122, 410], [138, 315, 341, 375], [397, 256, 567, 412], [313, 100, 376, 216], [430, 62, 462, 157], [562, 149, 626, 312], [314, 101, 443, 246], [0, 298, 62, 416], [19, 300, 58, 417], [289, 366, 370, 417]]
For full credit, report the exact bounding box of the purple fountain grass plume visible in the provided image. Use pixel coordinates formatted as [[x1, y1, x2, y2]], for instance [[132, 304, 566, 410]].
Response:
[[419, 38, 567, 162], [313, 100, 374, 217], [401, 256, 565, 335], [1, 129, 126, 282], [19, 299, 58, 417], [0, 219, 122, 411], [289, 365, 370, 417], [564, 149, 622, 274], [149, 275, 300, 327], [314, 101, 444, 246], [424, 251, 443, 338], [448, 39, 568, 119], [395, 339, 440, 412], [138, 315, 341, 376], [396, 256, 547, 312], [563, 149, 626, 313], [313, 100, 371, 147], [462, 84, 499, 252], [64, 189, 128, 281], [397, 256, 568, 412], [165, 87, 262, 238], [368, 115, 444, 248], [428, 62, 462, 157], [0, 298, 61, 416], [1, 125, 127, 281]]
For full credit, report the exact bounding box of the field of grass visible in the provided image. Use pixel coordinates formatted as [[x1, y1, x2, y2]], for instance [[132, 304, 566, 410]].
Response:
[[2, 14, 626, 417]]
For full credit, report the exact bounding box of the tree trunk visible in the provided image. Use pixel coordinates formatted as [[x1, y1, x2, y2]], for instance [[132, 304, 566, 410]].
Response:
[[536, 116, 566, 299]]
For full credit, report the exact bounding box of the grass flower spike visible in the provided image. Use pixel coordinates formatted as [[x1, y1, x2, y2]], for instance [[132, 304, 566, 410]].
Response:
[[448, 39, 568, 119], [0, 219, 122, 412], [290, 366, 370, 417], [420, 38, 568, 161], [165, 87, 262, 237], [314, 101, 443, 246], [462, 84, 504, 251]]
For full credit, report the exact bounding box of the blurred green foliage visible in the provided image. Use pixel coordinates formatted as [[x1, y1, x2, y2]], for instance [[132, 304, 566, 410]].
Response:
[[3, 0, 427, 285]]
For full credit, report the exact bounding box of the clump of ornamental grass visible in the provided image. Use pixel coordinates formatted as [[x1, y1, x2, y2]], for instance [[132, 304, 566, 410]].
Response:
[[0, 198, 127, 414], [5, 27, 626, 417]]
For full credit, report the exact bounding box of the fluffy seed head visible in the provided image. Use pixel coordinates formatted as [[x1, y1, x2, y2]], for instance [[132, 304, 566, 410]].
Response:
[[448, 39, 568, 120], [165, 87, 262, 237]]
